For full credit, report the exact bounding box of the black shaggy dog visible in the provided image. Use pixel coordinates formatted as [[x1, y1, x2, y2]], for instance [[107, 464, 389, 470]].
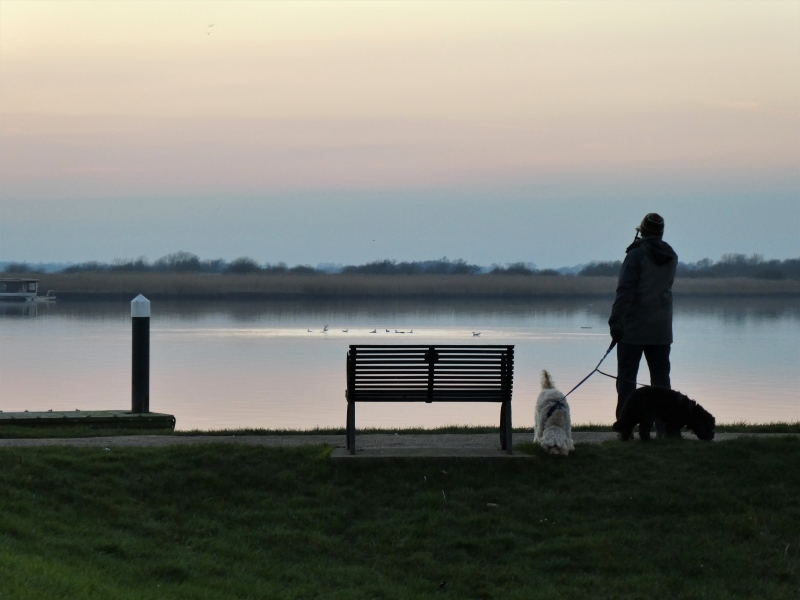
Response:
[[613, 387, 716, 441]]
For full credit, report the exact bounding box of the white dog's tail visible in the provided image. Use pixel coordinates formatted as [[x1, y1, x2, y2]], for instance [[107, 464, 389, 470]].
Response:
[[541, 370, 555, 389]]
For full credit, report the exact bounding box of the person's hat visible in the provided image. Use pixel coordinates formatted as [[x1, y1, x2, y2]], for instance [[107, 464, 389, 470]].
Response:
[[636, 213, 664, 237]]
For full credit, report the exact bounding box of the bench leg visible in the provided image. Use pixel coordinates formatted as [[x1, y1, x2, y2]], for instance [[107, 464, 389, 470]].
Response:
[[502, 400, 512, 455], [346, 400, 356, 455], [499, 402, 507, 451]]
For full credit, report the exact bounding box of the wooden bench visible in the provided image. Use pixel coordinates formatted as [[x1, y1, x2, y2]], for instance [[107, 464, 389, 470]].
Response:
[[345, 345, 515, 455]]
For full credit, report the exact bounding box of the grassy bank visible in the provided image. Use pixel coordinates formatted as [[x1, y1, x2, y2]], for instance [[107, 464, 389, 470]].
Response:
[[25, 272, 800, 299], [0, 438, 797, 599], [0, 422, 798, 439]]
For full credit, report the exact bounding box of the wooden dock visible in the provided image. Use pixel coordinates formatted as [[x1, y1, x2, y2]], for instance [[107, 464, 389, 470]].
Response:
[[0, 410, 176, 429]]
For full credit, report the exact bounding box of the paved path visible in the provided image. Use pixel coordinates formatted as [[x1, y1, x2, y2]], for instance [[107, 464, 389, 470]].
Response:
[[0, 432, 791, 450]]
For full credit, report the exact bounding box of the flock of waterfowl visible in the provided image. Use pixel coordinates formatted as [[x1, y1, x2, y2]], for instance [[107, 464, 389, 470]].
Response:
[[307, 325, 482, 336]]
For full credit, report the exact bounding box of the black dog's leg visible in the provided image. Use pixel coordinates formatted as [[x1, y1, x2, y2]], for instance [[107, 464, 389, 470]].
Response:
[[638, 418, 652, 441], [665, 424, 682, 438], [612, 421, 633, 441]]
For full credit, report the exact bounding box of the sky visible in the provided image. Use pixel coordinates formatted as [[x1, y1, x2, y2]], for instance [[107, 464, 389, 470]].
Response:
[[1, 1, 798, 267]]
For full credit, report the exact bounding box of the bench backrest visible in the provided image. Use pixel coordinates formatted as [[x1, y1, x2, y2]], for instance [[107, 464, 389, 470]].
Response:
[[346, 345, 514, 402]]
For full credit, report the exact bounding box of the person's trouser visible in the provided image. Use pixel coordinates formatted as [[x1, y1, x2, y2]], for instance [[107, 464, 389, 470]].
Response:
[[616, 343, 671, 426]]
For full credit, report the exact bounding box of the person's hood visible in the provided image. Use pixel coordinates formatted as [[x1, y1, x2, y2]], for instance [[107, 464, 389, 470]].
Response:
[[626, 237, 677, 266]]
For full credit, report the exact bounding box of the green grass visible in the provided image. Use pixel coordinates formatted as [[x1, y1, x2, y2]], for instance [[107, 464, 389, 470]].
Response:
[[1, 422, 798, 439], [0, 438, 798, 599], [570, 422, 800, 434]]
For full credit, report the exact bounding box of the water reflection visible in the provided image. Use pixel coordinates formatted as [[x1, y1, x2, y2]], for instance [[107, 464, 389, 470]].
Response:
[[14, 295, 800, 322], [1, 297, 797, 429], [0, 302, 41, 318]]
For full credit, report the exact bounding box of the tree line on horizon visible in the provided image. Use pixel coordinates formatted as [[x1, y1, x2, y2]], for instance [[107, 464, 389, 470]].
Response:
[[2, 252, 799, 280], [580, 254, 800, 280]]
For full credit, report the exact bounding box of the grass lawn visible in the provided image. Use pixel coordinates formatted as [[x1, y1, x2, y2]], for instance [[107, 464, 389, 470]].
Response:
[[0, 438, 798, 599]]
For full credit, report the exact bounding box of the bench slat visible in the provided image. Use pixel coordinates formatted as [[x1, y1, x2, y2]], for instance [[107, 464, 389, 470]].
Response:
[[355, 379, 507, 384], [350, 396, 507, 402], [355, 379, 503, 386], [355, 376, 504, 380], [353, 375, 505, 380], [353, 365, 510, 370], [353, 394, 506, 397], [349, 345, 513, 349], [353, 368, 509, 373], [353, 361, 510, 366]]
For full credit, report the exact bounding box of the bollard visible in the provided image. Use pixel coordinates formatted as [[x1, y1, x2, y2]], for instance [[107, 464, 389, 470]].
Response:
[[131, 294, 150, 414]]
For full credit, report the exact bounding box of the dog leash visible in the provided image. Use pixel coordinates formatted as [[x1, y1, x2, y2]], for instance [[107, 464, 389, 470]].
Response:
[[564, 340, 663, 397], [563, 341, 617, 398], [595, 368, 663, 389]]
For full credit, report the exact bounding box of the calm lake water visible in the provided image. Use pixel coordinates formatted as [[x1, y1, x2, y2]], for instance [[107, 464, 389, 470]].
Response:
[[1, 297, 798, 430]]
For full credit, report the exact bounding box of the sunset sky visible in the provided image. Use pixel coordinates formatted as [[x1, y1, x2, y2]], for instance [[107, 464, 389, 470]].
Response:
[[1, 1, 798, 266]]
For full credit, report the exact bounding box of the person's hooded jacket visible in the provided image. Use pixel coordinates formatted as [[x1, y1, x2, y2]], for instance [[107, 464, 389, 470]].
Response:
[[608, 236, 678, 345]]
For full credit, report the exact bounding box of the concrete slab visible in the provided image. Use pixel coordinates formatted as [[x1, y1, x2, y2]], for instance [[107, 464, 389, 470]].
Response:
[[331, 447, 531, 458], [0, 410, 176, 429]]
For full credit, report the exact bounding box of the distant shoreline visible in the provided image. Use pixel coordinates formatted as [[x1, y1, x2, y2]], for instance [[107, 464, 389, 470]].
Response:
[[20, 273, 800, 299]]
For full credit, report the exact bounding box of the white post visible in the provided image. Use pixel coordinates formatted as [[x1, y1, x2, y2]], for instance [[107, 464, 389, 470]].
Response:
[[131, 295, 151, 413]]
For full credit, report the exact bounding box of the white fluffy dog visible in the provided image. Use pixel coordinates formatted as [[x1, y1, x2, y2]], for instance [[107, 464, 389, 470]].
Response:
[[534, 370, 574, 456]]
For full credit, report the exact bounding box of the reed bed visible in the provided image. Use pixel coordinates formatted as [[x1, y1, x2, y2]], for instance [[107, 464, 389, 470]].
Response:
[[672, 277, 800, 295], [26, 272, 800, 298]]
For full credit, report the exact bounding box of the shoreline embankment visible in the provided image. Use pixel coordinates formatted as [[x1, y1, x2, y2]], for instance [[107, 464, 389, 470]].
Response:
[[1, 431, 796, 449], [19, 272, 800, 300]]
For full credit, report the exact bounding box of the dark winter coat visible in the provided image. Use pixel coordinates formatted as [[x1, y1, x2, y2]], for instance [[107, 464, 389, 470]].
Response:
[[608, 236, 678, 345]]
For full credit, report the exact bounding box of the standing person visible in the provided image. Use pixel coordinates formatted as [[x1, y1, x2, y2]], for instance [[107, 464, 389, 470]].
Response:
[[608, 213, 678, 432]]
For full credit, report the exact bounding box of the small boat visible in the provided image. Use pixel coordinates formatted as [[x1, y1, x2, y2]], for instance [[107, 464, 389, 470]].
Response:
[[0, 279, 56, 303]]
